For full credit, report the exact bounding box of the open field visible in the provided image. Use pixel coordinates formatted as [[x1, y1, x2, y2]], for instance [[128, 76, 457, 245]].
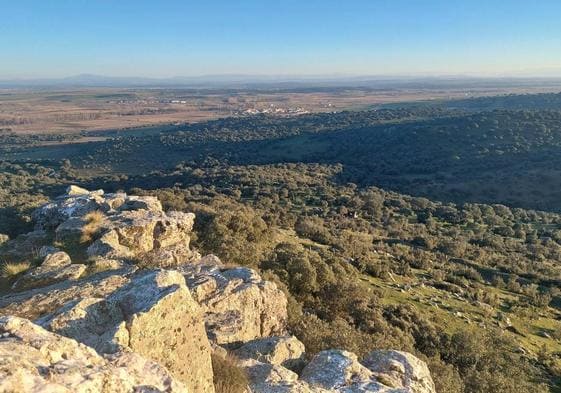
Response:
[[3, 83, 561, 135]]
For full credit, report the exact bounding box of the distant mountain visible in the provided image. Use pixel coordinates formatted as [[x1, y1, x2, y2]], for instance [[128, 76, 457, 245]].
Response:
[[2, 73, 561, 90]]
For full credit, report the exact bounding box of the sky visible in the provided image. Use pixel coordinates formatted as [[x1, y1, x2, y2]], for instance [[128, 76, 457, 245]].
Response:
[[1, 0, 561, 79]]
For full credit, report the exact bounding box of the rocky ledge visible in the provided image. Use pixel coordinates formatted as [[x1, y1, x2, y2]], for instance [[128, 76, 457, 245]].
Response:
[[0, 186, 436, 393]]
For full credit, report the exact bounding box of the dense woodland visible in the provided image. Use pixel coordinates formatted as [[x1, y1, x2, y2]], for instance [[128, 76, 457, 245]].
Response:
[[2, 92, 561, 392]]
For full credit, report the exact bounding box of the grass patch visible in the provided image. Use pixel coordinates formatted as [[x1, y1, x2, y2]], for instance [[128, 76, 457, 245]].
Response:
[[211, 353, 249, 393], [80, 211, 105, 244], [0, 260, 32, 278]]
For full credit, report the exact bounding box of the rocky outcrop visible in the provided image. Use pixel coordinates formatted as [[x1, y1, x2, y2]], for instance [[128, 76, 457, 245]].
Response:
[[0, 267, 136, 320], [243, 348, 436, 393], [31, 186, 196, 265], [235, 336, 306, 371], [0, 316, 188, 393], [0, 230, 50, 261], [37, 269, 215, 393], [33, 187, 108, 230], [182, 257, 288, 345], [87, 209, 196, 261], [0, 187, 437, 393]]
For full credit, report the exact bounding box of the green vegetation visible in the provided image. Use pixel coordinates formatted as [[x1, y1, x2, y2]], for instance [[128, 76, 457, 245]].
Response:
[[2, 92, 561, 391]]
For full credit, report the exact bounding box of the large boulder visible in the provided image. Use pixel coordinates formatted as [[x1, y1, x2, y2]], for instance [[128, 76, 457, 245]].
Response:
[[295, 349, 435, 393], [36, 297, 129, 354], [28, 186, 195, 264], [235, 336, 306, 371], [37, 269, 215, 393], [300, 350, 375, 390], [182, 260, 288, 345], [42, 250, 72, 267], [32, 188, 106, 230], [362, 351, 435, 393], [87, 210, 195, 260], [0, 316, 188, 393]]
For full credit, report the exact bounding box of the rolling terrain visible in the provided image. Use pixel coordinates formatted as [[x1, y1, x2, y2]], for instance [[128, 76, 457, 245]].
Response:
[[2, 91, 561, 392]]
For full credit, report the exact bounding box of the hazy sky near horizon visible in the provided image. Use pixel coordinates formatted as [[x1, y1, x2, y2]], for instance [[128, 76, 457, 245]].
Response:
[[2, 0, 561, 78]]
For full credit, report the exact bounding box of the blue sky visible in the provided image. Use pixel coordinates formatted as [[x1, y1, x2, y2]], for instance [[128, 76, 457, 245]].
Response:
[[2, 0, 561, 78]]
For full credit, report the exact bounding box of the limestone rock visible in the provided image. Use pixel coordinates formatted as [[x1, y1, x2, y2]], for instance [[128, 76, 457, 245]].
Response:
[[0, 230, 50, 260], [55, 216, 89, 243], [37, 269, 215, 393], [138, 243, 200, 269], [362, 351, 435, 393], [37, 297, 129, 354], [182, 261, 288, 345], [42, 250, 72, 267], [87, 229, 135, 260], [0, 316, 188, 393], [0, 267, 136, 320], [300, 350, 374, 390], [28, 189, 195, 265], [87, 210, 195, 260], [33, 189, 106, 230], [235, 336, 306, 370], [240, 357, 299, 385], [12, 261, 86, 291], [240, 358, 327, 393], [120, 195, 163, 212], [66, 185, 92, 196]]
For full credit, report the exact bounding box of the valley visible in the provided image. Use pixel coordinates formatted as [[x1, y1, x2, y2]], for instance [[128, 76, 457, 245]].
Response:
[[2, 90, 561, 392]]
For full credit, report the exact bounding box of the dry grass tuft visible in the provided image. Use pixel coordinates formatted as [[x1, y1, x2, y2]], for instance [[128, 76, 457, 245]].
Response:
[[80, 211, 106, 244], [211, 353, 249, 393], [1, 261, 32, 278]]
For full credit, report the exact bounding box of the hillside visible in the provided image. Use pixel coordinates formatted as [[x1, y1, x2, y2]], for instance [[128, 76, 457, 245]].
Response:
[[0, 187, 436, 393], [1, 94, 561, 392]]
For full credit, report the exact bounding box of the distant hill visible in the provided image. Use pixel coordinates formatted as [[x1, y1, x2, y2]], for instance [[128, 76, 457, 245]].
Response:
[[3, 74, 561, 89]]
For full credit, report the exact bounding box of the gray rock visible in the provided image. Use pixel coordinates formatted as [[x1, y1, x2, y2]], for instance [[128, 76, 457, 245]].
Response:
[[66, 185, 93, 196], [300, 350, 374, 390], [87, 210, 195, 261], [0, 266, 136, 320], [38, 269, 215, 393], [12, 262, 86, 291], [119, 195, 163, 212], [0, 316, 188, 393], [362, 350, 436, 393], [33, 191, 107, 230], [182, 261, 288, 345], [235, 336, 306, 370], [42, 251, 72, 267], [240, 357, 299, 385]]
